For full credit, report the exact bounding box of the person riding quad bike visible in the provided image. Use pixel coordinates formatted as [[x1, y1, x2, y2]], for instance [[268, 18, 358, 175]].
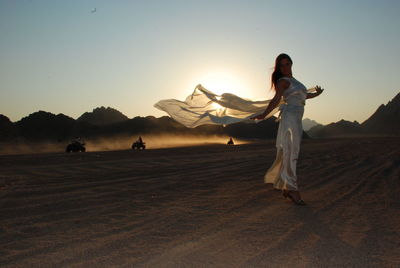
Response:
[[132, 136, 146, 150], [66, 138, 86, 152]]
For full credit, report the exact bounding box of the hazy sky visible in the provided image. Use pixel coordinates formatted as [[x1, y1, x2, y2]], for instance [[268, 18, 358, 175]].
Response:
[[1, 0, 399, 124]]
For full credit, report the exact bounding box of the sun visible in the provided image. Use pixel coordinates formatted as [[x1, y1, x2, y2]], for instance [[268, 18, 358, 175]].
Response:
[[211, 102, 223, 110], [194, 70, 248, 98]]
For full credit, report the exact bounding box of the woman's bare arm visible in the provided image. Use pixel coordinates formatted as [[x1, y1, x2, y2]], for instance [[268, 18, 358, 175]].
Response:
[[250, 79, 289, 120]]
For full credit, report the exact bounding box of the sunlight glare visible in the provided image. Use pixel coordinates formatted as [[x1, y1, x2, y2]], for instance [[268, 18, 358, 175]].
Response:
[[211, 102, 224, 110], [194, 70, 248, 97]]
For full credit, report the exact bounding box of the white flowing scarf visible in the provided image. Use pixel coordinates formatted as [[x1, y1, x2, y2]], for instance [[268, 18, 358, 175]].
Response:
[[154, 84, 317, 128]]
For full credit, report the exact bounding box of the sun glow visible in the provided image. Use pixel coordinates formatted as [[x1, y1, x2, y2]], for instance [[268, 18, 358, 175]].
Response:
[[211, 102, 224, 110], [194, 70, 248, 98]]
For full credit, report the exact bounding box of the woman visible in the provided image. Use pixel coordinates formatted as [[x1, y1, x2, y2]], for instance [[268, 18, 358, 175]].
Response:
[[250, 53, 324, 205], [154, 53, 323, 205]]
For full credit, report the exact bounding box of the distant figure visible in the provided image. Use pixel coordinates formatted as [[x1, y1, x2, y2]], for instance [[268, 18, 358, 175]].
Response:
[[66, 138, 86, 153], [227, 137, 234, 145], [132, 136, 145, 150], [250, 53, 324, 205]]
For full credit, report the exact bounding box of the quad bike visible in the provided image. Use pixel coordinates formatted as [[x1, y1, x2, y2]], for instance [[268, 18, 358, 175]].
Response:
[[132, 141, 146, 150], [66, 140, 86, 153]]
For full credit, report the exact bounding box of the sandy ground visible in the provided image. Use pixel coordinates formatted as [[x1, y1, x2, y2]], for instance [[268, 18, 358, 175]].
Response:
[[1, 137, 399, 267]]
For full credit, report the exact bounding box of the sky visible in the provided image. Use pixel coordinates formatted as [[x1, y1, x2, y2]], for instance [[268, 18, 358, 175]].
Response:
[[1, 0, 399, 125]]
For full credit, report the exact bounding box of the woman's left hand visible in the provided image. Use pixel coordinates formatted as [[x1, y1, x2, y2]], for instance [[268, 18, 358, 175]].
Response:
[[315, 85, 324, 96]]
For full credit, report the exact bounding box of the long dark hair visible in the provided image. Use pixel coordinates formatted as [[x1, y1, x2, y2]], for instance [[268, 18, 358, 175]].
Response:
[[271, 53, 292, 90]]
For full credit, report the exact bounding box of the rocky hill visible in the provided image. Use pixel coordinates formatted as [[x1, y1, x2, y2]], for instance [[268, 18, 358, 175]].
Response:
[[302, 118, 322, 131], [77, 106, 129, 126], [361, 92, 400, 135], [308, 92, 400, 137]]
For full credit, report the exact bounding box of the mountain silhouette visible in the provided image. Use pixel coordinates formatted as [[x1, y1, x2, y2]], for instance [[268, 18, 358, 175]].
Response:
[[6, 90, 399, 144], [15, 111, 80, 141], [308, 119, 362, 138], [0, 115, 16, 141], [308, 92, 400, 137], [361, 92, 400, 135], [0, 107, 311, 142], [77, 106, 129, 126], [302, 118, 322, 131]]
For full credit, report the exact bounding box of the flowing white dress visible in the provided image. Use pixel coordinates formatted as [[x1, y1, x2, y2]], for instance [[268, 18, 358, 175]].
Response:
[[264, 76, 308, 191], [154, 78, 314, 190]]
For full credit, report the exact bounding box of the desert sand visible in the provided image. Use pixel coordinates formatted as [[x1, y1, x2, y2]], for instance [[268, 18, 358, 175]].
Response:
[[1, 137, 399, 267]]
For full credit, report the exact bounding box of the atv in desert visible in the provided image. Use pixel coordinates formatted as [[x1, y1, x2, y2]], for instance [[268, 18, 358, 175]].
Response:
[[132, 136, 146, 150], [66, 139, 86, 153]]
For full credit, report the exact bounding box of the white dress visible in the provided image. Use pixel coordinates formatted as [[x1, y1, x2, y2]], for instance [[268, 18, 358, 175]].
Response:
[[264, 76, 308, 191]]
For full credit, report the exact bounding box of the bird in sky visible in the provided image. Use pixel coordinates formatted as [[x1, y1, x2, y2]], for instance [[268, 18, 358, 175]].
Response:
[[91, 8, 97, 13]]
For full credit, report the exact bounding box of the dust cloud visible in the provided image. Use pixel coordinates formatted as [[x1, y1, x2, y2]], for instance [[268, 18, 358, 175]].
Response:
[[0, 142, 65, 155], [0, 134, 250, 155], [86, 134, 249, 151]]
